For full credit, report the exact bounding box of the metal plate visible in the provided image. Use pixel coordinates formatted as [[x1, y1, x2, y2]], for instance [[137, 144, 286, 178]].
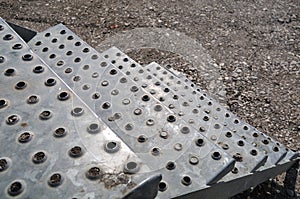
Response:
[[100, 48, 273, 174], [28, 24, 236, 198], [145, 62, 297, 165], [0, 18, 159, 199], [102, 48, 289, 165]]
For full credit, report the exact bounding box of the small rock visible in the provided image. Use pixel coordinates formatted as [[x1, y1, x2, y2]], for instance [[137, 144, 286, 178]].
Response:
[[278, 18, 285, 23], [236, 68, 242, 74], [148, 6, 154, 11], [172, 21, 179, 25]]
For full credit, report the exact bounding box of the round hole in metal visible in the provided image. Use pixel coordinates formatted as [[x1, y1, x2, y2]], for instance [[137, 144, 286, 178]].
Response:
[[74, 57, 81, 63], [54, 127, 67, 137], [18, 132, 32, 143], [124, 161, 139, 174], [158, 182, 168, 192], [211, 151, 222, 160], [166, 161, 176, 170], [57, 91, 69, 101], [104, 141, 120, 153], [181, 176, 192, 186], [92, 92, 100, 99], [7, 181, 24, 196], [195, 138, 205, 147], [0, 99, 8, 109], [232, 167, 239, 174], [12, 43, 22, 49], [60, 30, 66, 34], [250, 149, 257, 156], [237, 140, 244, 146], [33, 65, 44, 73], [181, 127, 190, 134], [67, 35, 74, 40], [151, 147, 160, 156], [160, 131, 168, 139], [22, 54, 33, 61], [65, 68, 72, 73], [27, 95, 39, 104], [0, 158, 9, 172], [167, 115, 176, 122], [82, 47, 90, 53], [137, 135, 147, 143], [102, 102, 111, 109], [39, 110, 52, 120], [189, 156, 199, 165], [133, 108, 142, 115], [225, 132, 232, 138], [45, 78, 56, 86], [6, 114, 19, 125], [3, 34, 13, 40], [48, 173, 63, 187], [15, 81, 27, 90], [69, 146, 83, 158], [71, 107, 84, 117], [4, 68, 15, 76], [174, 143, 183, 151], [42, 47, 49, 52], [86, 167, 101, 180], [87, 123, 100, 134], [32, 151, 47, 164]]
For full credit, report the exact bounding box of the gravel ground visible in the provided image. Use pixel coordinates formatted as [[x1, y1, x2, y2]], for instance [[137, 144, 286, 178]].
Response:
[[0, 0, 299, 198]]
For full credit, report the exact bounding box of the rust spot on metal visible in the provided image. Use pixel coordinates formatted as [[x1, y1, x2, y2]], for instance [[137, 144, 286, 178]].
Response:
[[21, 123, 28, 127], [233, 153, 243, 162], [99, 172, 136, 190]]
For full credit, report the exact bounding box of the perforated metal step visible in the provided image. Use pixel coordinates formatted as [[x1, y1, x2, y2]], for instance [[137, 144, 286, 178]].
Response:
[[0, 18, 161, 199], [98, 49, 298, 197], [1, 19, 298, 199], [145, 62, 298, 165], [27, 24, 236, 198], [102, 47, 275, 171], [28, 24, 269, 181]]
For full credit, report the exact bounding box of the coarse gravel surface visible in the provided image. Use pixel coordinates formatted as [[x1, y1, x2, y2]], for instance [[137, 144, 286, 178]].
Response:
[[0, 0, 299, 198]]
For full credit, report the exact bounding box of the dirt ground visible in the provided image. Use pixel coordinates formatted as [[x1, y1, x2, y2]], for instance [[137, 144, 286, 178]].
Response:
[[0, 0, 299, 198]]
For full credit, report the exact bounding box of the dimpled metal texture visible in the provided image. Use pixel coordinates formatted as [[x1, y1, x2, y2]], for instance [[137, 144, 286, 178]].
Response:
[[103, 47, 290, 166], [0, 18, 156, 199], [101, 48, 271, 176], [28, 24, 236, 198], [1, 19, 297, 198], [100, 48, 298, 196], [146, 62, 299, 165], [30, 25, 263, 184]]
